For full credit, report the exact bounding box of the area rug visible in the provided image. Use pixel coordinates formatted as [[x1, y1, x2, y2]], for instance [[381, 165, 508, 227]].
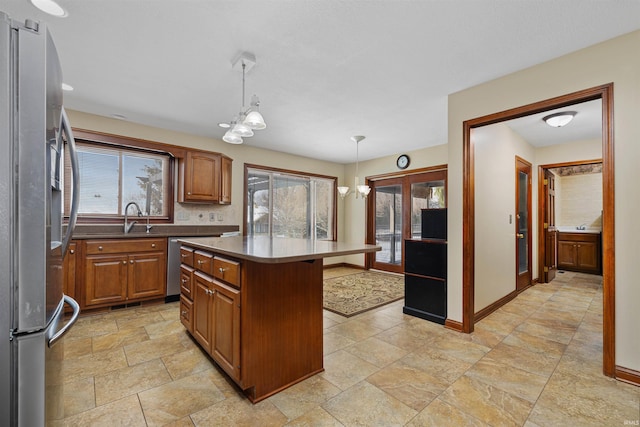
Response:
[[323, 271, 404, 317]]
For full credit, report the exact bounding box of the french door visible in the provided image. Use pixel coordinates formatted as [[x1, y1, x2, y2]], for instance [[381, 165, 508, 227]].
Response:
[[515, 157, 532, 291], [367, 169, 447, 273]]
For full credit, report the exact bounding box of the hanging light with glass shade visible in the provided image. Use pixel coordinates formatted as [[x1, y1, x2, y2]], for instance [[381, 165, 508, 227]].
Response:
[[338, 135, 371, 199]]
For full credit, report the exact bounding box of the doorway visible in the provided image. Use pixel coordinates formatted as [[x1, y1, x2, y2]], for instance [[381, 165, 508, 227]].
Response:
[[462, 83, 615, 377], [515, 156, 532, 291]]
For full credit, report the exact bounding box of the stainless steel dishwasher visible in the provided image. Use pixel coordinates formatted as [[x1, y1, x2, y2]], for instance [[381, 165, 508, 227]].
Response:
[[166, 237, 199, 301]]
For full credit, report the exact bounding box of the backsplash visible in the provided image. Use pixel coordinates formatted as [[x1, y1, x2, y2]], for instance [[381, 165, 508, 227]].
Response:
[[557, 172, 602, 229], [174, 202, 239, 226]]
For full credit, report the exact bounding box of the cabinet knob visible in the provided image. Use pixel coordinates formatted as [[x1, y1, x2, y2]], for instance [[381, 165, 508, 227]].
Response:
[[130, 260, 134, 264], [69, 249, 75, 254], [122, 260, 127, 264], [181, 278, 188, 283], [187, 192, 191, 195], [98, 246, 103, 251], [181, 310, 187, 316], [219, 267, 226, 273], [151, 243, 156, 248], [181, 253, 187, 258]]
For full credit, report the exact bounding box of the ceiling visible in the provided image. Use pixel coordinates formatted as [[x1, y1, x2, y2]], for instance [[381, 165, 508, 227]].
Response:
[[2, 1, 639, 163]]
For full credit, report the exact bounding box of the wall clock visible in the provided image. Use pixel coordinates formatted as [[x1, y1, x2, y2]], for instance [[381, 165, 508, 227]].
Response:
[[396, 154, 410, 170]]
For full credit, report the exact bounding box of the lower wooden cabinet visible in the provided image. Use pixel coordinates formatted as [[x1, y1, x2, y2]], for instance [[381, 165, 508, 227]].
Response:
[[191, 266, 241, 382], [82, 238, 167, 309], [557, 232, 601, 274]]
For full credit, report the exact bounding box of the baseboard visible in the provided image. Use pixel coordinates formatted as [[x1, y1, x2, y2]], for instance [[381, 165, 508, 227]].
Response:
[[474, 289, 518, 322], [616, 365, 640, 387], [323, 262, 365, 270], [444, 319, 463, 332]]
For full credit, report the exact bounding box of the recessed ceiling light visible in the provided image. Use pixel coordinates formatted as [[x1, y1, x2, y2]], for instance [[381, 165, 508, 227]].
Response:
[[111, 114, 127, 120], [61, 83, 73, 91], [30, 0, 68, 17]]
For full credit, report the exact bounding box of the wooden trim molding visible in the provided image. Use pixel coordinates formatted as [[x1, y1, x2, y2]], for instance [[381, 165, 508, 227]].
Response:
[[615, 366, 640, 387], [323, 263, 366, 271], [444, 319, 463, 332], [462, 83, 615, 378], [474, 290, 518, 323]]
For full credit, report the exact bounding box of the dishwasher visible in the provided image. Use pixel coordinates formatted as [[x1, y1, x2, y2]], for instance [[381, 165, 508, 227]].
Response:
[[166, 237, 199, 302]]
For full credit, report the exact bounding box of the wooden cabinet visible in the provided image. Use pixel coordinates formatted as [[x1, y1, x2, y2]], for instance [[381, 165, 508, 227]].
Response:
[[82, 238, 167, 309], [178, 150, 232, 204], [184, 249, 241, 382], [557, 232, 601, 274]]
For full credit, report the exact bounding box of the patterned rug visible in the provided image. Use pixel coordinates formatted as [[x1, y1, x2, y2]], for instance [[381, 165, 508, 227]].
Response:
[[323, 271, 404, 317]]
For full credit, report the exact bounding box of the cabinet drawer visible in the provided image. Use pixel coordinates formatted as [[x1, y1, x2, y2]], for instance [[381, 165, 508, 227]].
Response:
[[180, 294, 193, 333], [213, 257, 240, 288], [180, 246, 194, 267], [194, 250, 214, 275], [558, 232, 599, 243], [86, 239, 165, 255], [180, 265, 194, 299]]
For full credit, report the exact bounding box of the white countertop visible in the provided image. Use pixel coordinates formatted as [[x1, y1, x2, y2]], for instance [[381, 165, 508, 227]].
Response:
[[178, 236, 381, 264]]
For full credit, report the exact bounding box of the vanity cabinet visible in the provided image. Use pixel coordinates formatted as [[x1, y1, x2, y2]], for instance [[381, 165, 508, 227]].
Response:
[[82, 238, 167, 308], [178, 150, 232, 204], [183, 247, 241, 383], [557, 232, 601, 274]]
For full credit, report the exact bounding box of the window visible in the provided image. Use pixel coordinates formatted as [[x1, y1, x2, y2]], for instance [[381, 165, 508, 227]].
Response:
[[245, 165, 336, 240], [65, 142, 171, 219]]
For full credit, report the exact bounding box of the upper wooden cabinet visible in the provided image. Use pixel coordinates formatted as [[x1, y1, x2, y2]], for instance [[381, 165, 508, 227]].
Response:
[[178, 150, 232, 204]]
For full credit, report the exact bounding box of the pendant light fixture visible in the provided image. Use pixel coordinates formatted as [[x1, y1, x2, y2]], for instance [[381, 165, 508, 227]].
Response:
[[220, 52, 267, 144], [338, 136, 371, 199]]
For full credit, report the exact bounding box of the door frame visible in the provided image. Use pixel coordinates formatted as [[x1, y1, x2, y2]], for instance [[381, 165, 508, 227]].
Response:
[[537, 159, 602, 283], [515, 156, 532, 292], [462, 83, 615, 377]]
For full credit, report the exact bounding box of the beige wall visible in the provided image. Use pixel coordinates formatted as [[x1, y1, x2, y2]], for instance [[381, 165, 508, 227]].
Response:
[[557, 173, 603, 229], [472, 123, 534, 311], [448, 30, 640, 371]]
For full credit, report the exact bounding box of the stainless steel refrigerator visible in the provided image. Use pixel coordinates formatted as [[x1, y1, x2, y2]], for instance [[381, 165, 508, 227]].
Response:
[[0, 12, 80, 426]]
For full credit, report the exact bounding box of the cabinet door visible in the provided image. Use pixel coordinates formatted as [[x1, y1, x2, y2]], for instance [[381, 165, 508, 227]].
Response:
[[127, 251, 167, 300], [182, 151, 220, 202], [212, 280, 241, 382], [576, 241, 599, 272], [193, 272, 213, 350], [180, 294, 194, 333], [220, 156, 232, 204], [85, 254, 128, 307], [557, 241, 577, 269]]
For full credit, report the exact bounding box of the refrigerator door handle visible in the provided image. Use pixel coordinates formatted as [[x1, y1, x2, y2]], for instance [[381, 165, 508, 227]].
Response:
[[60, 107, 80, 256], [48, 294, 80, 348]]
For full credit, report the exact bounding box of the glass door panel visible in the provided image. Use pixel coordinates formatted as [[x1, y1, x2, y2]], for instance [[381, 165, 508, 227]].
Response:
[[410, 180, 446, 238], [374, 185, 402, 266]]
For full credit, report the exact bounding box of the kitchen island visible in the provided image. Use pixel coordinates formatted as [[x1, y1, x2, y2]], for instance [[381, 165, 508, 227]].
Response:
[[177, 236, 380, 402]]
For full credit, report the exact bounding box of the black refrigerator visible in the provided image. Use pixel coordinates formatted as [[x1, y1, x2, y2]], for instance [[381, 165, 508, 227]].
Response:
[[0, 12, 80, 425]]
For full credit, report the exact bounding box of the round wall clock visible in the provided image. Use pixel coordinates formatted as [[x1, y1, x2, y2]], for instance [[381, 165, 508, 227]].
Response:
[[396, 154, 410, 170]]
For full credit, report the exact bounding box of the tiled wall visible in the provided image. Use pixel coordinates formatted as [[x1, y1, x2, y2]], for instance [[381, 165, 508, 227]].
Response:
[[557, 172, 602, 229]]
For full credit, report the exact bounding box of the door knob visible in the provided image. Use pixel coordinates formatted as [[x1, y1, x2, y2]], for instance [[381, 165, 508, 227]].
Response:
[[517, 233, 524, 238]]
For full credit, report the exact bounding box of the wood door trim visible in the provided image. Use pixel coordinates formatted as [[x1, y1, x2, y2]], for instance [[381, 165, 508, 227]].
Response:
[[462, 83, 615, 377]]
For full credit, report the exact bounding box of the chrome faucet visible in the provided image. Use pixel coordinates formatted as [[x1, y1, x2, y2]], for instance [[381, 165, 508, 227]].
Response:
[[145, 212, 153, 234], [124, 201, 142, 233]]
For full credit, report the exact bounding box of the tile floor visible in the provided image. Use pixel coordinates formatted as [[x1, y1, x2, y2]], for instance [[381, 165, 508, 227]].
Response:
[[52, 269, 640, 426]]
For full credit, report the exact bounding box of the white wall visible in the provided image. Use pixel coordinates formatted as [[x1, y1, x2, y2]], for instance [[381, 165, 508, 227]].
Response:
[[473, 123, 535, 311], [448, 30, 640, 371]]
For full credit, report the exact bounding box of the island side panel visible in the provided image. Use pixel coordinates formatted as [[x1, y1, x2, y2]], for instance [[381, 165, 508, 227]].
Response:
[[241, 258, 324, 402]]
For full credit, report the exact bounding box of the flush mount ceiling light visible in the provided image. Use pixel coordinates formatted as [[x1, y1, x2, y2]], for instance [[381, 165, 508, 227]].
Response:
[[543, 111, 577, 127], [219, 52, 267, 144], [338, 136, 371, 200], [30, 0, 68, 17]]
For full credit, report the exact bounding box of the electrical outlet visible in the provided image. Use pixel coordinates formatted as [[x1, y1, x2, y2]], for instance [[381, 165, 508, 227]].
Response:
[[177, 212, 189, 221], [209, 212, 215, 221], [217, 213, 223, 221]]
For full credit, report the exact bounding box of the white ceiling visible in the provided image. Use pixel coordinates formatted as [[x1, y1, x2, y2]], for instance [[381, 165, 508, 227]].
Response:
[[1, 1, 639, 163]]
